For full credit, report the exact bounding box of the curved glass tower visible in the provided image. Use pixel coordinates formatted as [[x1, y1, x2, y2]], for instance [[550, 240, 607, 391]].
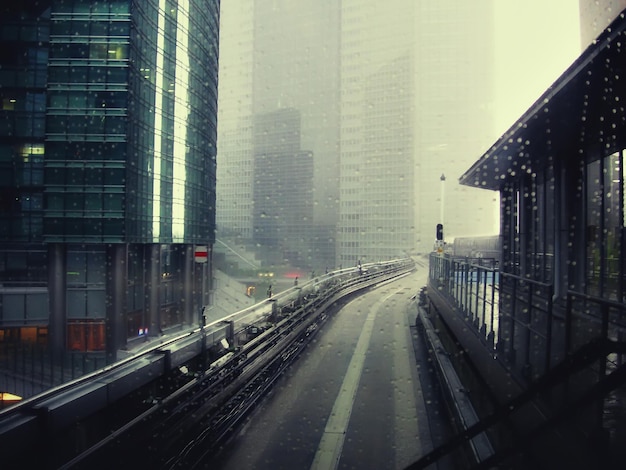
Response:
[[0, 0, 219, 364]]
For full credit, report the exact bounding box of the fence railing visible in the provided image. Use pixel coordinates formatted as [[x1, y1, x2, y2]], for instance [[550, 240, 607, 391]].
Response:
[[428, 252, 626, 447], [0, 343, 106, 400], [429, 253, 500, 351]]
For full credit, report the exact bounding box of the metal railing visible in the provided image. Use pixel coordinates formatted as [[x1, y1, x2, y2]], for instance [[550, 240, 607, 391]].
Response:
[[0, 258, 413, 405], [426, 252, 626, 468], [429, 254, 500, 351]]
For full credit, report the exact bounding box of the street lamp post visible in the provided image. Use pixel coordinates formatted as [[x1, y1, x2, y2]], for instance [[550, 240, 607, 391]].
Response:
[[440, 173, 446, 235]]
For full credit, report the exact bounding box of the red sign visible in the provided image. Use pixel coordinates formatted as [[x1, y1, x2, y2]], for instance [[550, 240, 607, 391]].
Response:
[[195, 246, 208, 263]]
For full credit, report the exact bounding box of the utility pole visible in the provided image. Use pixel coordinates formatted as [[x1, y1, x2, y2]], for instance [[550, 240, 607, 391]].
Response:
[[440, 173, 446, 234]]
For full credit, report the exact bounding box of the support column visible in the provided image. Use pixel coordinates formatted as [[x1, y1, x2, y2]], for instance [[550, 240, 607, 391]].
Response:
[[183, 244, 194, 326], [105, 244, 127, 364], [146, 244, 161, 336], [48, 243, 66, 359]]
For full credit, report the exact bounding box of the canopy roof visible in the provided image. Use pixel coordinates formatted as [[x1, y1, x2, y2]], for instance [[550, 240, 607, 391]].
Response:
[[460, 10, 626, 190]]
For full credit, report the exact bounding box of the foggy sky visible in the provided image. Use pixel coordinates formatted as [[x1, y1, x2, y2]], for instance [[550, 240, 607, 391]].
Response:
[[217, 0, 582, 265]]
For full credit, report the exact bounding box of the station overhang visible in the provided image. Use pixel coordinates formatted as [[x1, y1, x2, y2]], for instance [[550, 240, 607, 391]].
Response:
[[460, 10, 626, 191]]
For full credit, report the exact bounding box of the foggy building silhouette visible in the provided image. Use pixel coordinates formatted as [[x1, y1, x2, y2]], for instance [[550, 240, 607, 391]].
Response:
[[579, 0, 626, 48], [217, 0, 340, 271], [252, 109, 315, 268], [218, 1, 500, 268]]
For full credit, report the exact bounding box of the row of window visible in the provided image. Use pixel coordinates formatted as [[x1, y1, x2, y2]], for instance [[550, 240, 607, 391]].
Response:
[[47, 115, 127, 135], [43, 217, 124, 240], [50, 42, 129, 60], [49, 90, 127, 109], [0, 113, 45, 138], [45, 166, 125, 185], [47, 193, 124, 213], [51, 1, 131, 15], [0, 217, 43, 241], [51, 19, 130, 37], [48, 64, 128, 84]]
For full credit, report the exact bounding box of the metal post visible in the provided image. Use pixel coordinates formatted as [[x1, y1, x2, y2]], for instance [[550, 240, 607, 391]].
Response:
[[202, 260, 206, 311], [440, 173, 446, 231], [545, 287, 554, 374], [200, 307, 207, 371]]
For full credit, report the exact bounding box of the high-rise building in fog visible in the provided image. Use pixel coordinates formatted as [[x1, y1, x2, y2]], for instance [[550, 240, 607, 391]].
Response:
[[253, 109, 314, 267], [216, 0, 255, 241], [219, 1, 499, 268], [0, 1, 219, 361], [338, 1, 418, 265], [579, 0, 626, 47], [413, 2, 498, 252], [338, 1, 498, 265], [218, 0, 340, 271]]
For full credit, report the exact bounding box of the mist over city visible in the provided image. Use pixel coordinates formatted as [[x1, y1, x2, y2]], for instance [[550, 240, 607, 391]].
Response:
[[2, 2, 626, 469], [216, 0, 580, 274]]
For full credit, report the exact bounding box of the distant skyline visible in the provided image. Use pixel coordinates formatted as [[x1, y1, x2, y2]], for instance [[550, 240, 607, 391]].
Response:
[[216, 1, 587, 264]]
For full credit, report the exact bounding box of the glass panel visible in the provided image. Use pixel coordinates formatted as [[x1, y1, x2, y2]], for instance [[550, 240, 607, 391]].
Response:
[[90, 43, 109, 60], [104, 194, 123, 211], [46, 194, 64, 211], [90, 22, 109, 36], [67, 291, 87, 318], [605, 152, 621, 299], [85, 168, 103, 185], [67, 252, 86, 283], [87, 252, 106, 284], [110, 1, 130, 14], [87, 290, 105, 317], [586, 159, 601, 296], [84, 193, 102, 211], [25, 294, 48, 320], [3, 295, 24, 320]]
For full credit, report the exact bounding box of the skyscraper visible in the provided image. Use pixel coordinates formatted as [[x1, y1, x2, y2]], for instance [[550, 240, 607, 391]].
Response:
[[218, 1, 498, 270], [253, 108, 314, 267], [338, 1, 417, 266], [217, 0, 340, 271], [338, 0, 497, 264], [216, 0, 254, 242], [413, 1, 498, 252], [0, 0, 219, 362], [579, 0, 626, 48]]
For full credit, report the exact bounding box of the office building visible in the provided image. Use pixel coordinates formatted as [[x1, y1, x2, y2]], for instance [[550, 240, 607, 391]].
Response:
[[338, 0, 417, 265], [0, 0, 219, 362], [216, 0, 254, 242], [579, 0, 626, 47], [253, 109, 314, 268], [217, 0, 340, 271], [338, 1, 497, 264]]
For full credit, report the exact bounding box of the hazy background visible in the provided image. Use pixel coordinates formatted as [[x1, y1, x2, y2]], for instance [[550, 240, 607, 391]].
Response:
[[216, 1, 582, 271]]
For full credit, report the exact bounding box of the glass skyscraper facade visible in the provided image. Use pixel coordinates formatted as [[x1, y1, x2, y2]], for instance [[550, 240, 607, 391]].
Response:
[[0, 0, 219, 363]]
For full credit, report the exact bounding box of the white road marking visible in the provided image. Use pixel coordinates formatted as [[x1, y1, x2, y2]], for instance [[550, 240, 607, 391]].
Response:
[[310, 288, 402, 470]]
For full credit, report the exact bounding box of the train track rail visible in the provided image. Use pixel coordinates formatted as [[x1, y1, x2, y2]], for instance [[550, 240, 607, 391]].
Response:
[[1, 259, 414, 469]]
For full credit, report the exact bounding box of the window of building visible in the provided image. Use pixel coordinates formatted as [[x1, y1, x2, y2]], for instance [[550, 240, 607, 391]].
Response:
[[585, 150, 624, 300]]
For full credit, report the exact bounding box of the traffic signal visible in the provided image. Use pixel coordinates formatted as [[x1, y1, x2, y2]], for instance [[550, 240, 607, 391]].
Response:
[[436, 223, 443, 241]]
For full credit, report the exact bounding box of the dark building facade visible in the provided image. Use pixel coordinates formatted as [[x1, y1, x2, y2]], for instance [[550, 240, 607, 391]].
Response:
[[423, 11, 626, 467], [0, 0, 219, 363], [428, 10, 626, 466]]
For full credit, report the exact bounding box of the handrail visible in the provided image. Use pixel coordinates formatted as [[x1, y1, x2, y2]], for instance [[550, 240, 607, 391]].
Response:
[[405, 337, 626, 469]]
